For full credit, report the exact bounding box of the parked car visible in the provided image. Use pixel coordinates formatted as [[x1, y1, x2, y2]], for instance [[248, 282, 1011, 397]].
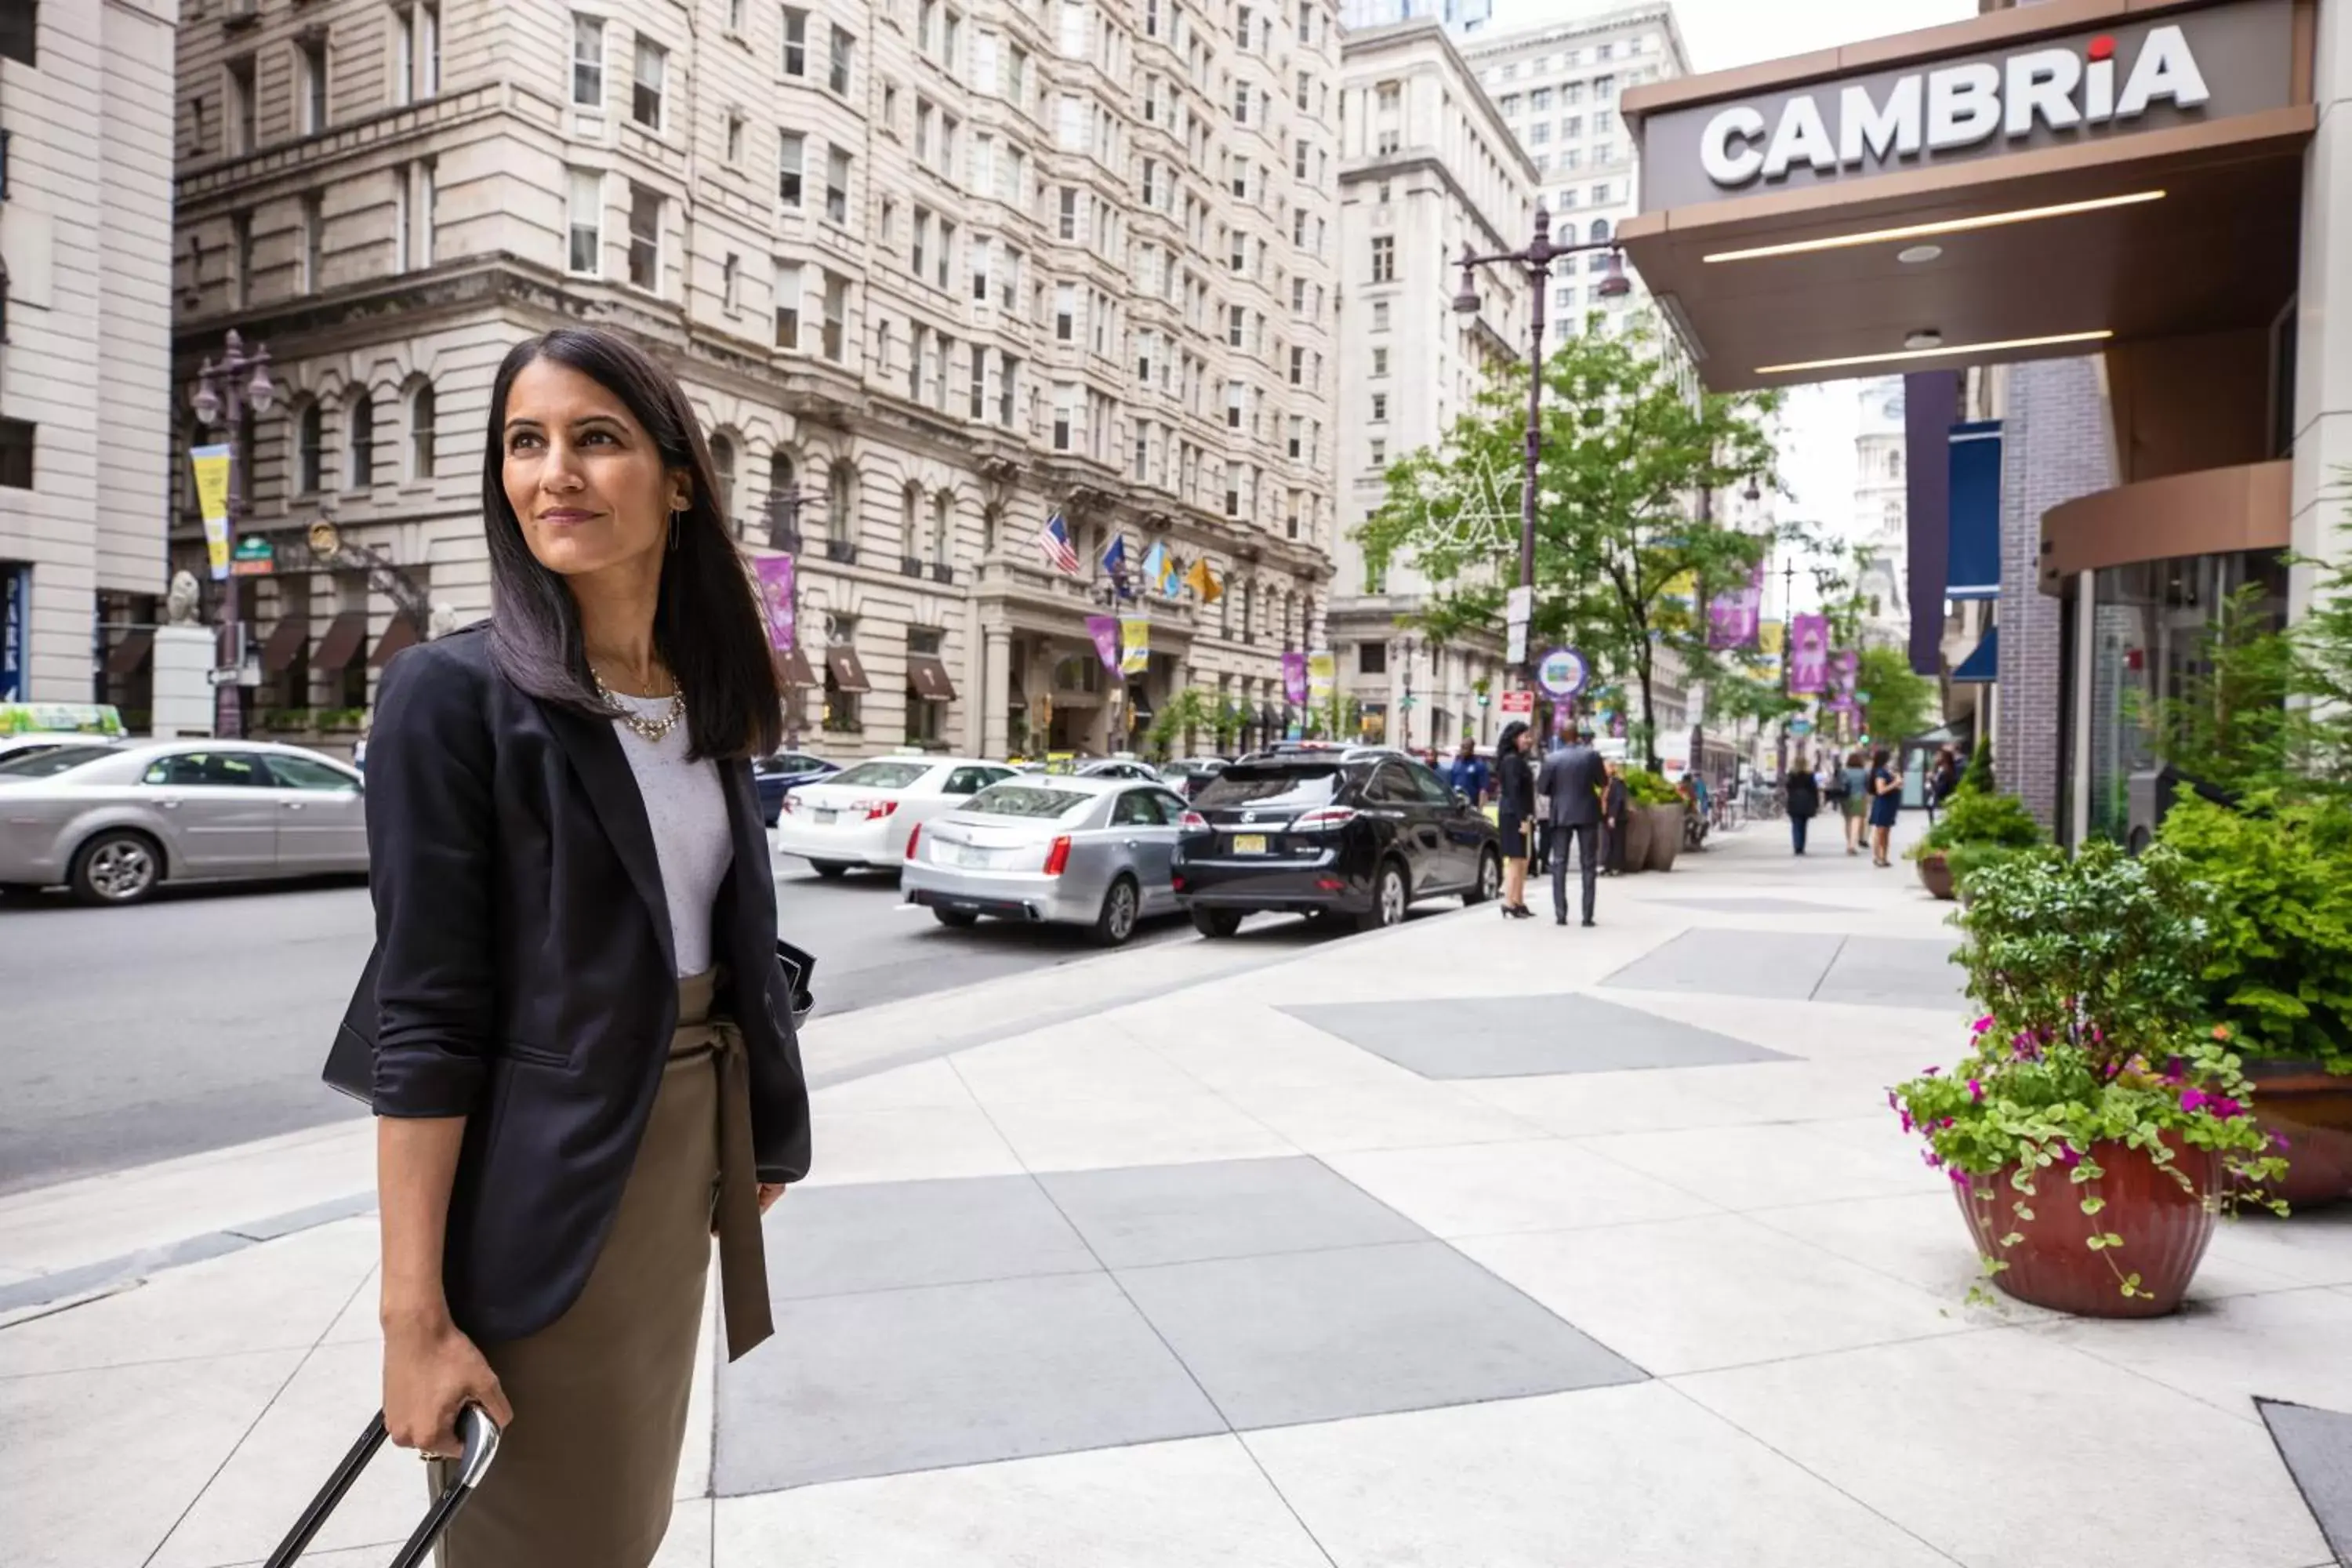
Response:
[[1075, 758, 1162, 782], [751, 750, 840, 826], [1174, 749, 1500, 936], [901, 775, 1191, 945], [771, 754, 1019, 876], [1157, 757, 1229, 799], [0, 739, 367, 906], [0, 737, 125, 775]]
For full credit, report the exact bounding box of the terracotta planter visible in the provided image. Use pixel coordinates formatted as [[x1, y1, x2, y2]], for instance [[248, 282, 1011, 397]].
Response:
[[1645, 804, 1681, 871], [2243, 1060, 2352, 1207], [1954, 1138, 2220, 1317], [1915, 851, 1956, 901], [1618, 807, 1653, 873]]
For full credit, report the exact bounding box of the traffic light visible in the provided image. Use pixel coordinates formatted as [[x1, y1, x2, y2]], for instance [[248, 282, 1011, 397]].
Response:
[[1476, 691, 1490, 708]]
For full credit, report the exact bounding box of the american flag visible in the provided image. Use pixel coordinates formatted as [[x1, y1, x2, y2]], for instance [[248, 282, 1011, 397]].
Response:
[[1038, 511, 1080, 575]]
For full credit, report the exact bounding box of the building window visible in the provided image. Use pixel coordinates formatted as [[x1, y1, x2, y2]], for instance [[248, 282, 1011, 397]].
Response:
[[968, 343, 988, 419], [347, 394, 375, 489], [1371, 347, 1388, 376], [626, 181, 661, 289], [299, 192, 325, 292], [0, 418, 31, 489], [826, 147, 850, 223], [1369, 235, 1394, 283], [1370, 393, 1388, 422], [772, 260, 800, 349], [1371, 300, 1390, 331], [822, 272, 848, 361], [407, 384, 436, 481], [780, 6, 808, 74], [777, 130, 804, 207], [572, 13, 604, 107], [1369, 437, 1386, 466], [725, 114, 745, 164], [392, 2, 440, 105], [0, 2, 33, 67], [296, 403, 324, 493], [227, 55, 258, 154], [231, 210, 254, 307], [1058, 187, 1078, 241], [1054, 281, 1073, 341], [566, 168, 601, 274], [633, 36, 666, 130], [826, 460, 857, 543], [997, 353, 1017, 426], [1052, 386, 1073, 451], [301, 37, 330, 132], [1358, 641, 1386, 674], [722, 252, 741, 312], [829, 26, 854, 94], [1227, 306, 1244, 347]]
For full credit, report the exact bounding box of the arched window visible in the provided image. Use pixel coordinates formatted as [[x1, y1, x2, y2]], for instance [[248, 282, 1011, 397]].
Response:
[[766, 449, 798, 546], [347, 392, 375, 489], [1588, 217, 1610, 243], [900, 481, 922, 560], [408, 383, 436, 480], [826, 459, 856, 544], [930, 492, 952, 564], [296, 402, 325, 494]]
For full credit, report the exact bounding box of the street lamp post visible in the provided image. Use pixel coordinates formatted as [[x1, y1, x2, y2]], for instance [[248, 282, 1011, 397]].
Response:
[[190, 330, 276, 739], [1452, 207, 1630, 688]]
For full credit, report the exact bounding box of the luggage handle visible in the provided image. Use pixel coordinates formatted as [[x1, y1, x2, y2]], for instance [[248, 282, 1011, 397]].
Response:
[[263, 1403, 500, 1568]]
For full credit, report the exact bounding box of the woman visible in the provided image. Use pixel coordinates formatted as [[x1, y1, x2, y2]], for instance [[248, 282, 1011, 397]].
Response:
[[1494, 720, 1537, 917], [1839, 749, 1870, 855], [1600, 757, 1629, 875], [1926, 745, 1962, 822], [1867, 744, 1903, 866], [368, 327, 811, 1567], [1784, 750, 1820, 855]]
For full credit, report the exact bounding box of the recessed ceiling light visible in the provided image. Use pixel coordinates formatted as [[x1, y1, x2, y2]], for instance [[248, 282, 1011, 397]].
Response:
[[1896, 245, 1943, 264], [1701, 191, 2166, 264], [1753, 328, 2115, 377], [1904, 329, 1944, 350]]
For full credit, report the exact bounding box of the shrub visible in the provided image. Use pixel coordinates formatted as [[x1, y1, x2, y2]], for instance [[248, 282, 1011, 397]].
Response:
[[1912, 784, 2046, 858], [1961, 739, 1994, 794], [1624, 768, 1682, 806], [1943, 840, 2025, 894], [2155, 794, 2352, 1072]]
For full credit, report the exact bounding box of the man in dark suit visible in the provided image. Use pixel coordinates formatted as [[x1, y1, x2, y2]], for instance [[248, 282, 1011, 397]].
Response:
[[1535, 728, 1608, 927]]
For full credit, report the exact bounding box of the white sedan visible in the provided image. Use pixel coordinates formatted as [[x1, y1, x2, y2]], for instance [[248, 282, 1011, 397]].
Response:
[[771, 755, 1019, 877]]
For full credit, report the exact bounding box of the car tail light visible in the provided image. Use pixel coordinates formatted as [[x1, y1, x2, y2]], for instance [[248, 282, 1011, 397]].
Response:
[[1178, 811, 1209, 833], [906, 821, 923, 859], [780, 793, 800, 814], [861, 798, 899, 821], [1315, 876, 1345, 892], [1171, 872, 1188, 893], [1292, 806, 1359, 833], [1043, 835, 1073, 877]]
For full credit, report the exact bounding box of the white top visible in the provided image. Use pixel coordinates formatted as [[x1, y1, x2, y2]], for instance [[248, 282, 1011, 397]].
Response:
[[607, 691, 733, 978]]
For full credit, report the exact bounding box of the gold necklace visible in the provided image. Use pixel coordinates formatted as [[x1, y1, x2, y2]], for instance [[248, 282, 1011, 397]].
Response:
[[593, 668, 686, 744]]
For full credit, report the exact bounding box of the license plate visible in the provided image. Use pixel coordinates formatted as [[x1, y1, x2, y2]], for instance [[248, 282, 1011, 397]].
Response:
[[1232, 833, 1268, 855], [813, 809, 837, 826], [953, 846, 994, 868]]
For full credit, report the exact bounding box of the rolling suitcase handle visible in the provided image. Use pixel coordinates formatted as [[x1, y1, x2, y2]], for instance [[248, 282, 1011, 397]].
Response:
[[263, 1403, 501, 1568]]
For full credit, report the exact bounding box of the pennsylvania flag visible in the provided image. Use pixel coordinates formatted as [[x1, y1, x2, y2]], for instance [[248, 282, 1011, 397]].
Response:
[[1183, 556, 1222, 604], [1101, 533, 1133, 598], [1142, 542, 1180, 598]]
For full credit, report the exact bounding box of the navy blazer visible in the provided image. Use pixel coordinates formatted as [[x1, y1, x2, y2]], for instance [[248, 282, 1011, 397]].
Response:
[[365, 626, 811, 1346]]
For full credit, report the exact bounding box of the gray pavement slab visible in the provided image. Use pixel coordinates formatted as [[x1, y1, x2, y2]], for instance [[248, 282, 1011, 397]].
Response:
[[767, 1175, 1098, 1301], [1112, 1240, 1647, 1430], [2259, 1398, 2352, 1566], [1283, 994, 1793, 1079], [1650, 896, 1864, 915], [1813, 935, 1967, 1008], [1037, 1156, 1424, 1269], [715, 1270, 1225, 1493], [1603, 928, 1846, 1000]]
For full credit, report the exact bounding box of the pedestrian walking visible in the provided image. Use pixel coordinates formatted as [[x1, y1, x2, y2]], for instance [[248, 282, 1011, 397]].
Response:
[[1601, 759, 1629, 875], [1926, 745, 1961, 822], [1784, 751, 1820, 855], [363, 327, 811, 1568], [1838, 749, 1870, 855], [1447, 738, 1490, 806], [1494, 720, 1537, 918], [1536, 727, 1607, 926], [1867, 744, 1903, 866]]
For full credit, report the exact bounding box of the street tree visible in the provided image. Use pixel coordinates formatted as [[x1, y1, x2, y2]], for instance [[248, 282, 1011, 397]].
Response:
[[1356, 314, 1785, 766]]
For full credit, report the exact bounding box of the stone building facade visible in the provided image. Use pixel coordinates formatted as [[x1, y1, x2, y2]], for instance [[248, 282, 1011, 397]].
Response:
[[0, 0, 181, 706], [1325, 16, 1527, 753], [169, 0, 1340, 758]]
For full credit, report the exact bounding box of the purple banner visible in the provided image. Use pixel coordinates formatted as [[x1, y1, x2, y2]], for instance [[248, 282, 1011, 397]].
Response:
[[1282, 651, 1308, 706], [1826, 648, 1860, 714], [1084, 615, 1122, 674], [753, 554, 797, 652], [1788, 613, 1831, 695], [1706, 565, 1764, 651]]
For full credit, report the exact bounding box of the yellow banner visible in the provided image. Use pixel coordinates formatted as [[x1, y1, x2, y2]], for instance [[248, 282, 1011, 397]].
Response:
[[1307, 650, 1335, 703], [1119, 616, 1149, 675], [191, 444, 233, 581]]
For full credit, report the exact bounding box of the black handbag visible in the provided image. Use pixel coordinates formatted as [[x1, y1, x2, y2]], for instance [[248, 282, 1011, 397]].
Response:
[[324, 939, 817, 1104]]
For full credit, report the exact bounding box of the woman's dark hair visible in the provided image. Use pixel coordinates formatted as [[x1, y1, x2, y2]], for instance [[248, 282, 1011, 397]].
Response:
[[1497, 720, 1530, 757], [481, 328, 782, 760], [1871, 746, 1891, 768]]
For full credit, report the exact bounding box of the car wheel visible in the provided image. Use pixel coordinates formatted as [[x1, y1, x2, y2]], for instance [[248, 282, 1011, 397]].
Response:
[[932, 907, 981, 929], [1358, 861, 1409, 932], [1464, 848, 1501, 906], [70, 830, 162, 907], [808, 860, 851, 880], [1190, 906, 1244, 938], [1093, 877, 1142, 947]]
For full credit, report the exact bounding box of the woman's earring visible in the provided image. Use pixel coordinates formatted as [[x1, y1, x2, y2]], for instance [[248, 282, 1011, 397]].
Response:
[[670, 507, 684, 551]]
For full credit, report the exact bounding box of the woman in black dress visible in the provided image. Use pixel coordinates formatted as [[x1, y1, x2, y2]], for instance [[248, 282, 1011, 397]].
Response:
[[1494, 720, 1536, 918], [1784, 750, 1820, 855], [1867, 745, 1903, 866]]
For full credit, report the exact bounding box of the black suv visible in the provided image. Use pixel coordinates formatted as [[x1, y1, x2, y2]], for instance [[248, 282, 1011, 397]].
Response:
[[1174, 746, 1501, 936]]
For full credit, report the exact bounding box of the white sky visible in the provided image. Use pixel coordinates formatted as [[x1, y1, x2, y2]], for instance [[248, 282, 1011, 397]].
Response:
[[1483, 0, 1980, 601]]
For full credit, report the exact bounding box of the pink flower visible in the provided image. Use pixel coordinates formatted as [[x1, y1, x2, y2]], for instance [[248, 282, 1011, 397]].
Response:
[[1967, 1079, 1984, 1102], [1898, 1110, 1915, 1134], [2270, 1132, 2292, 1152], [1971, 1015, 1995, 1036], [1922, 1066, 1942, 1078], [2213, 1095, 2245, 1119], [2057, 1144, 2082, 1167], [1947, 1167, 1970, 1185], [2182, 1088, 2212, 1115], [1922, 1148, 1944, 1168]]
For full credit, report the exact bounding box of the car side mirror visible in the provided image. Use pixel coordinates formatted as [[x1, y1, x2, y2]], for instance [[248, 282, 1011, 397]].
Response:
[[1454, 789, 1472, 806]]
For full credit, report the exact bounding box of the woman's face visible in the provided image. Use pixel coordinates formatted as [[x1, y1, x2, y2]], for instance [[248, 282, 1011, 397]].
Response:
[[499, 358, 688, 581]]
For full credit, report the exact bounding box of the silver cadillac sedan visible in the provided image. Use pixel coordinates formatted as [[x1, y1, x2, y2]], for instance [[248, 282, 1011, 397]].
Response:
[[0, 739, 367, 906], [899, 775, 1192, 946]]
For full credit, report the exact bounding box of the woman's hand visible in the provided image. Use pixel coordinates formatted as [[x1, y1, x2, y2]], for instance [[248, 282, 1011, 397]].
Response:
[[383, 1314, 513, 1458], [757, 1181, 787, 1215]]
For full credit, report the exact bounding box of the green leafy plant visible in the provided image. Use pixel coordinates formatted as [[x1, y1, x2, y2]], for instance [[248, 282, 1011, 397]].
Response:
[[1892, 843, 2286, 1304], [1148, 687, 1221, 759], [1960, 739, 1994, 794], [1942, 840, 2025, 896], [1623, 768, 1682, 806], [1913, 787, 2046, 857], [1853, 644, 1938, 749], [2155, 794, 2352, 1072]]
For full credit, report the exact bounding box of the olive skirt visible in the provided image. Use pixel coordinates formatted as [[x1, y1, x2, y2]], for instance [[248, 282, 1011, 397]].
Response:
[[430, 968, 771, 1568]]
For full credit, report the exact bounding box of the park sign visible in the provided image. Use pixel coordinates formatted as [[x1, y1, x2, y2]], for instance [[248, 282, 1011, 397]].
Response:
[[1638, 0, 2295, 210]]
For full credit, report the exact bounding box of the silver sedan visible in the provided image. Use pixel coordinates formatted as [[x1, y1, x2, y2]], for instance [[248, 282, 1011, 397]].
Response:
[[0, 739, 368, 906], [900, 776, 1191, 946]]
